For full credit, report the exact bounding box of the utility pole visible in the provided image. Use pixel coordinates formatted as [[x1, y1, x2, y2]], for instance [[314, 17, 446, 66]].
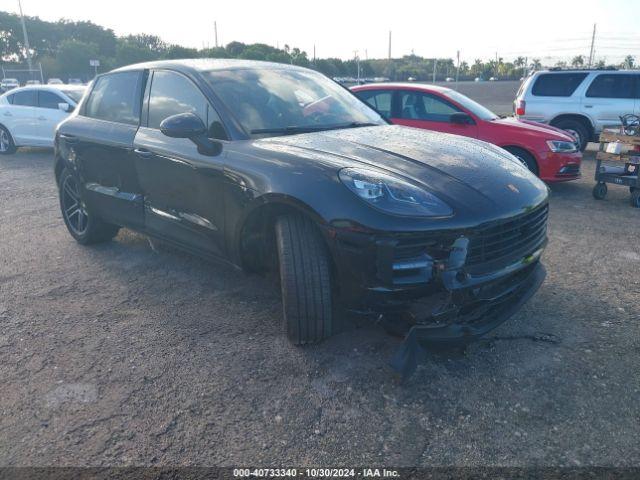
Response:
[[455, 50, 460, 90], [313, 44, 316, 64], [17, 0, 33, 72], [388, 31, 392, 60], [524, 56, 528, 77], [432, 58, 437, 83], [354, 50, 360, 84], [588, 23, 596, 67], [214, 21, 218, 48], [495, 51, 498, 78]]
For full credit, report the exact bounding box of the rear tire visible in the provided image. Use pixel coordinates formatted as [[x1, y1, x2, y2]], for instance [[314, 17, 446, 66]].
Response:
[[58, 168, 120, 244], [275, 214, 332, 345], [0, 125, 17, 155], [503, 146, 539, 176], [552, 118, 589, 151]]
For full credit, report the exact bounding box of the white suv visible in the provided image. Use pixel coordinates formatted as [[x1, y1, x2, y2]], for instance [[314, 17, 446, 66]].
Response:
[[514, 69, 640, 150]]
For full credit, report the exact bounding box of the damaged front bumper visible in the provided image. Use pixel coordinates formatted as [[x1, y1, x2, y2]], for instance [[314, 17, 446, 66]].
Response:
[[327, 204, 549, 376]]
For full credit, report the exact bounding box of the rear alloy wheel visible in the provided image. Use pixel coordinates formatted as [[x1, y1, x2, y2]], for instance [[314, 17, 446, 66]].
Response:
[[552, 119, 589, 151], [0, 126, 17, 155], [275, 214, 333, 345], [503, 147, 539, 176], [59, 168, 120, 244]]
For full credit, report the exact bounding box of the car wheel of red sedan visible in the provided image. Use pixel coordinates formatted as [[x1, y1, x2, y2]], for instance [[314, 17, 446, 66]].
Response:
[[503, 147, 539, 176]]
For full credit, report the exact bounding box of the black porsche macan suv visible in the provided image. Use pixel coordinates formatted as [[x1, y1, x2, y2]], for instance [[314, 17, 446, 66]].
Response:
[[54, 59, 549, 360]]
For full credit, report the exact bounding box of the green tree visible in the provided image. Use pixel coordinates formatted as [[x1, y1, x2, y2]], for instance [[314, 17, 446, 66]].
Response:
[[56, 39, 99, 76], [623, 55, 635, 69], [571, 55, 585, 67]]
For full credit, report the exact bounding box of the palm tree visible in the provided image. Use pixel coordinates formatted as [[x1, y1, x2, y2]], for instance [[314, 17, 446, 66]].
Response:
[[571, 55, 585, 67], [623, 55, 635, 69], [530, 58, 542, 71]]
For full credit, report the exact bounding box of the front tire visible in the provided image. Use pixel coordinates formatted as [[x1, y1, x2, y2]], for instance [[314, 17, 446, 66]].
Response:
[[275, 214, 332, 345], [503, 146, 539, 176], [552, 118, 589, 151], [58, 168, 120, 244], [0, 125, 17, 155]]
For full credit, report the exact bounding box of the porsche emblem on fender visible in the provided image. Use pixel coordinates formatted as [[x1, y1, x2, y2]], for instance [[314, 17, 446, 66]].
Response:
[[507, 184, 520, 194]]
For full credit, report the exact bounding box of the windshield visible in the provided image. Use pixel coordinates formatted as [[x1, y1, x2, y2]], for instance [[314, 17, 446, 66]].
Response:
[[204, 67, 385, 136], [59, 88, 84, 103], [445, 90, 498, 121]]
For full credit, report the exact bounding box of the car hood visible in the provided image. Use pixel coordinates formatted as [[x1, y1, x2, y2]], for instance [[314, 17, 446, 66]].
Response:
[[254, 125, 548, 218], [490, 117, 576, 141]]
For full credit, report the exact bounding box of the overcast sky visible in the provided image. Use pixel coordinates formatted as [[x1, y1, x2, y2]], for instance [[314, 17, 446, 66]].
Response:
[[6, 0, 640, 63]]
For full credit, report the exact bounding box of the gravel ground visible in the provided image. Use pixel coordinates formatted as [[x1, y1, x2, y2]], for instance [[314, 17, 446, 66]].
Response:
[[0, 148, 639, 467]]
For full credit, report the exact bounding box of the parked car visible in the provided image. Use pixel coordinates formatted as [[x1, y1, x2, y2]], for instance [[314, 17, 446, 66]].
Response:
[[352, 83, 581, 181], [53, 60, 548, 366], [0, 78, 20, 92], [0, 85, 85, 153], [47, 78, 64, 85], [68, 78, 84, 85], [514, 69, 640, 150], [26, 79, 41, 85]]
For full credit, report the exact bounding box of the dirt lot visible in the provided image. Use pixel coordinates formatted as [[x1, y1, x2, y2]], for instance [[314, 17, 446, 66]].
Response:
[[1, 148, 639, 467]]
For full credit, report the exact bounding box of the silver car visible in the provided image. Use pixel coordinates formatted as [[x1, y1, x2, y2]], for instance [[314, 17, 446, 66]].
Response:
[[514, 69, 640, 150]]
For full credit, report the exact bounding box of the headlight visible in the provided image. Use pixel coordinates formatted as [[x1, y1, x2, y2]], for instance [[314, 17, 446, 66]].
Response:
[[338, 168, 453, 217], [547, 140, 578, 153]]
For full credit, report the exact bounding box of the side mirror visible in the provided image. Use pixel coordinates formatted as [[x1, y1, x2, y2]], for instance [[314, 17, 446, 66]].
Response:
[[159, 112, 222, 156], [58, 102, 71, 112], [450, 112, 474, 125]]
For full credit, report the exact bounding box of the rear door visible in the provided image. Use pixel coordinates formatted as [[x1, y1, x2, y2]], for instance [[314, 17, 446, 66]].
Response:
[[393, 90, 478, 138], [582, 73, 636, 131], [36, 89, 69, 146], [4, 89, 38, 144], [67, 70, 145, 228], [133, 69, 228, 257]]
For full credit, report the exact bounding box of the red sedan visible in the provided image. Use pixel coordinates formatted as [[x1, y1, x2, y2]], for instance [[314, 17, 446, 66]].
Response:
[[351, 83, 582, 182]]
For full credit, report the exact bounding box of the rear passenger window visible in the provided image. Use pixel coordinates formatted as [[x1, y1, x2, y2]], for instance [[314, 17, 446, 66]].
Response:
[[147, 70, 227, 140], [9, 90, 37, 107], [586, 74, 635, 99], [356, 90, 393, 118], [531, 73, 588, 97], [84, 72, 141, 125]]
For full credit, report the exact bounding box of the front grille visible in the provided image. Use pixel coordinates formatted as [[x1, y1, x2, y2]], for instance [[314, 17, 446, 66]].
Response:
[[467, 204, 548, 269]]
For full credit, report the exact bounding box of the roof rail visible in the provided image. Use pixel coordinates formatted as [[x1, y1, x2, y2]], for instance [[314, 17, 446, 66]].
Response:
[[547, 67, 618, 71]]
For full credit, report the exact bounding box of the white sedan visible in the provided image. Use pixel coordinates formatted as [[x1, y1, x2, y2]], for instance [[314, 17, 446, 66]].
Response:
[[0, 85, 85, 154]]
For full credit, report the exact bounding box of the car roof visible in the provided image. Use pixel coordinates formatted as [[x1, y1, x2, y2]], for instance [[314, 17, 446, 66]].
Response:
[[111, 58, 310, 75], [0, 85, 85, 97], [353, 82, 455, 94], [533, 69, 640, 74]]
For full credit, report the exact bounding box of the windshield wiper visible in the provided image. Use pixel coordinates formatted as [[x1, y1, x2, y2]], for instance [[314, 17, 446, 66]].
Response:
[[250, 122, 378, 136], [250, 126, 329, 135]]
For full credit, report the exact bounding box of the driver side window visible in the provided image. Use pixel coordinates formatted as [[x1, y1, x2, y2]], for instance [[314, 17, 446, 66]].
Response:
[[398, 91, 460, 122], [147, 70, 227, 140]]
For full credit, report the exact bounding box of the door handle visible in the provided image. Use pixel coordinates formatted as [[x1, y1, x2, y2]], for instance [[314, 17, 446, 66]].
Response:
[[134, 148, 153, 158], [38, 116, 47, 121], [3, 112, 11, 117], [584, 105, 593, 108], [59, 133, 79, 144]]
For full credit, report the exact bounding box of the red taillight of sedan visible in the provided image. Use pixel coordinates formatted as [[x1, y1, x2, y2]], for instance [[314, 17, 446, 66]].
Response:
[[515, 99, 526, 116]]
